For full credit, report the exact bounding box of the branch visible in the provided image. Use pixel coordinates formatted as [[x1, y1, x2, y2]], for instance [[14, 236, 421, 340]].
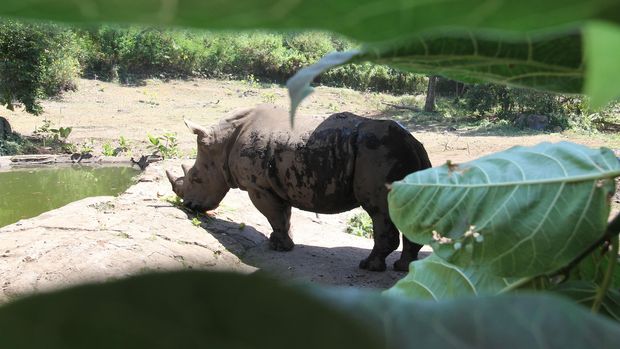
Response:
[[592, 235, 618, 313], [552, 212, 620, 281]]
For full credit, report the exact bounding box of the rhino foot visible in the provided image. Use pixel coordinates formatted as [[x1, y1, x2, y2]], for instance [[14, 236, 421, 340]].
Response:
[[269, 234, 294, 251], [393, 259, 411, 272], [359, 258, 387, 272]]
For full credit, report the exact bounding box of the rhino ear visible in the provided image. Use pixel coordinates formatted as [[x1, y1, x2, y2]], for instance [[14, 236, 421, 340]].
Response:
[[184, 119, 212, 139]]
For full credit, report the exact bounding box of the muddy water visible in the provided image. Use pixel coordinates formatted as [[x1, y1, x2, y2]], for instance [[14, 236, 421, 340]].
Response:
[[0, 166, 139, 228]]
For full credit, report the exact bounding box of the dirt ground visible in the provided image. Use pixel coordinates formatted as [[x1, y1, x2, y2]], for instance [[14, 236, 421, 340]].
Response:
[[5, 78, 620, 166], [2, 78, 620, 295]]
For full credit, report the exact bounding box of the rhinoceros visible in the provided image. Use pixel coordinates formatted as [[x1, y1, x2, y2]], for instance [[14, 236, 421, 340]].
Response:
[[167, 104, 432, 271]]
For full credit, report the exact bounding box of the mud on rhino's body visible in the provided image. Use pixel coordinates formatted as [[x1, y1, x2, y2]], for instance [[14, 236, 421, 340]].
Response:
[[167, 104, 432, 271]]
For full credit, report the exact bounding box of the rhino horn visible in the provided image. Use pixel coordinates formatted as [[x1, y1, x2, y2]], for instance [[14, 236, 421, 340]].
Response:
[[181, 164, 191, 176], [184, 119, 211, 138], [166, 170, 184, 197]]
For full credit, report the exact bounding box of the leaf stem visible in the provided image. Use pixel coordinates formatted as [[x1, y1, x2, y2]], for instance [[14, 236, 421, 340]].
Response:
[[499, 276, 537, 293], [591, 235, 619, 314]]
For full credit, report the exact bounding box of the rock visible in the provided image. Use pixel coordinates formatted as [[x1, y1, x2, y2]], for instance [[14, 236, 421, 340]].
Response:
[[0, 117, 12, 139], [514, 114, 550, 131]]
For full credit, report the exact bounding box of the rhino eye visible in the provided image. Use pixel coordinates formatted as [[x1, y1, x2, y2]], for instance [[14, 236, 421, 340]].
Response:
[[191, 173, 203, 184]]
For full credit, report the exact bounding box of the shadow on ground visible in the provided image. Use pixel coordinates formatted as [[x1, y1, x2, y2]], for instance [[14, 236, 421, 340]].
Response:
[[198, 216, 428, 289]]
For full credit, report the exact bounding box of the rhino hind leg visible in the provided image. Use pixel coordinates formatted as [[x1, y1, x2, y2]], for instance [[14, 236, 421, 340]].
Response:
[[394, 236, 422, 271], [247, 190, 294, 251], [359, 210, 400, 272], [269, 232, 294, 251]]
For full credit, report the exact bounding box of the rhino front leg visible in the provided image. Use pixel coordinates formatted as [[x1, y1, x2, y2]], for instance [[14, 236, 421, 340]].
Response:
[[359, 210, 400, 272], [247, 190, 294, 251]]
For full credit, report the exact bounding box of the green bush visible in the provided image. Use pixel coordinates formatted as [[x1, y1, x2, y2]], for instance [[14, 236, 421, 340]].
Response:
[[459, 83, 606, 130], [77, 26, 129, 80], [461, 83, 507, 117], [0, 22, 428, 107], [0, 133, 35, 155], [0, 20, 80, 114], [75, 27, 427, 94]]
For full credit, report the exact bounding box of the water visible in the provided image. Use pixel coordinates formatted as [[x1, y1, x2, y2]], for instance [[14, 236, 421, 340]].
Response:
[[0, 166, 139, 228]]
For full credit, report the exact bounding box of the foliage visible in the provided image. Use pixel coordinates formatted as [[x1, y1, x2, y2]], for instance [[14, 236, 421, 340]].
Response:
[[387, 142, 620, 318], [75, 28, 426, 94], [147, 132, 179, 159], [0, 133, 35, 156], [101, 137, 129, 156], [0, 119, 75, 155], [389, 143, 617, 276], [1, 271, 620, 349], [456, 83, 587, 130], [0, 21, 428, 113], [162, 194, 183, 208], [101, 142, 115, 156], [0, 20, 80, 114], [77, 140, 94, 155], [0, 271, 382, 349], [33, 120, 72, 145], [117, 136, 130, 153], [345, 212, 373, 238]]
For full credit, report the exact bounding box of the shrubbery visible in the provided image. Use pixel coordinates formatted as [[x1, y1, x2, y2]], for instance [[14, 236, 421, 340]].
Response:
[[75, 26, 427, 93], [0, 20, 80, 114], [455, 83, 606, 130]]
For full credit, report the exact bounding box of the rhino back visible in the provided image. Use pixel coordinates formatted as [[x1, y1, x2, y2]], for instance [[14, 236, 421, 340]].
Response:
[[274, 113, 363, 212], [229, 109, 362, 213]]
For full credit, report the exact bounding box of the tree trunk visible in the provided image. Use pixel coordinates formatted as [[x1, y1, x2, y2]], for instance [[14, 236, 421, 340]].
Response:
[[424, 76, 438, 112]]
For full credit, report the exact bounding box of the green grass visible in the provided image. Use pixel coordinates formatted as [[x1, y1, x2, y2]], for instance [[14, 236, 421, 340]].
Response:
[[345, 212, 373, 239]]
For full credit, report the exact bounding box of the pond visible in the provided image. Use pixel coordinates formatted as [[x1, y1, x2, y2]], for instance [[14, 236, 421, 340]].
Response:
[[0, 166, 139, 228]]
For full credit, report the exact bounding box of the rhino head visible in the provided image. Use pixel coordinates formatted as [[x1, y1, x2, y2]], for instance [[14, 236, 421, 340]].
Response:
[[166, 119, 230, 212]]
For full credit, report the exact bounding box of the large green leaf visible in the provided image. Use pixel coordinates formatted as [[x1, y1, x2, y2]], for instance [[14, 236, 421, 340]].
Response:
[[385, 254, 513, 300], [553, 281, 620, 321], [0, 271, 381, 348], [318, 289, 620, 349], [286, 50, 360, 125], [388, 142, 620, 277], [583, 21, 620, 107], [0, 0, 618, 41], [3, 271, 620, 349]]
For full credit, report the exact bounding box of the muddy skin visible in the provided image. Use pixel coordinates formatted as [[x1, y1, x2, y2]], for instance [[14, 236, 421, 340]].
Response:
[[168, 104, 432, 271]]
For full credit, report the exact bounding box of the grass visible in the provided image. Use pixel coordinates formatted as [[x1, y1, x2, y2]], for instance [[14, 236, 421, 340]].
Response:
[[345, 212, 373, 239]]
